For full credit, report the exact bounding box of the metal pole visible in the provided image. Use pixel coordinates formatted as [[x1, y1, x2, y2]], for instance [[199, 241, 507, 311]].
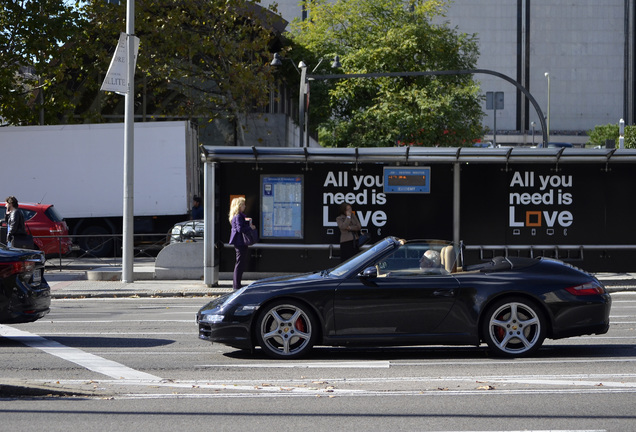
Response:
[[453, 162, 460, 245], [493, 106, 497, 147], [203, 161, 217, 286], [122, 0, 135, 283], [619, 118, 625, 149], [298, 62, 307, 147], [531, 121, 536, 146], [545, 72, 550, 145]]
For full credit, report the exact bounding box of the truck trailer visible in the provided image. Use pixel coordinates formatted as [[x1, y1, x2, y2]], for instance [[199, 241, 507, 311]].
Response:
[[0, 121, 201, 256]]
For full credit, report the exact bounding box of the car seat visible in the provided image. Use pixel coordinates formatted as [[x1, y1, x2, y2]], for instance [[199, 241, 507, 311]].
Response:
[[440, 245, 457, 273]]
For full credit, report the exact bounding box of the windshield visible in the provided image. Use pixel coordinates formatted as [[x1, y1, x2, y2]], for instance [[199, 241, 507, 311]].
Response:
[[45, 206, 65, 223], [373, 240, 459, 276], [329, 238, 460, 278], [329, 237, 400, 277]]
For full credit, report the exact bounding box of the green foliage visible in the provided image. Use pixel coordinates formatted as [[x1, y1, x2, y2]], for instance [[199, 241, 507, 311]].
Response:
[[588, 123, 636, 149], [627, 126, 636, 149], [82, 0, 280, 125], [0, 0, 84, 124], [587, 124, 619, 146], [289, 0, 484, 147], [2, 0, 283, 136]]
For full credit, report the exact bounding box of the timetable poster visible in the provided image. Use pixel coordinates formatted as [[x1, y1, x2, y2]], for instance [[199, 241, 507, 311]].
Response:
[[261, 175, 303, 239]]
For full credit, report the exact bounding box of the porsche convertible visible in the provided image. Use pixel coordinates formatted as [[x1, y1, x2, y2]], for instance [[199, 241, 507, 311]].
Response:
[[197, 237, 611, 359]]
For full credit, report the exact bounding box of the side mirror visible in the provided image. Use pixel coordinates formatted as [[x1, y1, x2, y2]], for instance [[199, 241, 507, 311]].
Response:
[[361, 266, 377, 278]]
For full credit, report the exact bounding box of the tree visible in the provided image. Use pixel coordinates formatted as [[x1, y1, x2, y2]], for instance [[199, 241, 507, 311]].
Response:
[[2, 0, 285, 145], [288, 0, 485, 147], [78, 0, 285, 144], [588, 123, 636, 149], [0, 0, 84, 125]]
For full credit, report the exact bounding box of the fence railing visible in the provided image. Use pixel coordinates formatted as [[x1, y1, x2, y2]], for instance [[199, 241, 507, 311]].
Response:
[[38, 233, 168, 271]]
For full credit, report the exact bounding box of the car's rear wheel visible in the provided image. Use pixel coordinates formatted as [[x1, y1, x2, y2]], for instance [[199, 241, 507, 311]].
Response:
[[482, 297, 546, 357], [255, 300, 317, 359]]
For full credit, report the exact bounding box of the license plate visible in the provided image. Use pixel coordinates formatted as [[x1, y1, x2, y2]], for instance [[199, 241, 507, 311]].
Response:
[[32, 270, 41, 286]]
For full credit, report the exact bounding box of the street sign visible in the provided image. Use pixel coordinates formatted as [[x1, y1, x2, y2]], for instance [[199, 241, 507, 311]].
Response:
[[486, 91, 504, 110], [101, 32, 140, 95]]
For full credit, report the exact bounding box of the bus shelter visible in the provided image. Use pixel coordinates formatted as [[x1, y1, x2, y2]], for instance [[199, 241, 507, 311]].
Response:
[[200, 146, 636, 286]]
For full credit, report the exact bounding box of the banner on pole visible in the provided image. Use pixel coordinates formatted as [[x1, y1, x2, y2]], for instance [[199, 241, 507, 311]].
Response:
[[100, 32, 140, 95]]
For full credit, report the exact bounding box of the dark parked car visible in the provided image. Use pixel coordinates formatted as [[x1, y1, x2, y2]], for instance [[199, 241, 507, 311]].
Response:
[[197, 237, 611, 359], [0, 244, 50, 324], [167, 220, 204, 244], [1, 202, 72, 256]]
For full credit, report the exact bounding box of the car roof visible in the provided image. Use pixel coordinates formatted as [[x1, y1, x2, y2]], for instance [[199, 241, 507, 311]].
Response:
[[0, 202, 53, 209]]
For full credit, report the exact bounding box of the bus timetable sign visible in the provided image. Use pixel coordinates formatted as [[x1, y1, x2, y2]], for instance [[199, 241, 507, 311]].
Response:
[[383, 167, 430, 193]]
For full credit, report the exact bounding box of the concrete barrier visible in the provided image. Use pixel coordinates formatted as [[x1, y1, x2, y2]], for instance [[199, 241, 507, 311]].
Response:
[[154, 241, 204, 280]]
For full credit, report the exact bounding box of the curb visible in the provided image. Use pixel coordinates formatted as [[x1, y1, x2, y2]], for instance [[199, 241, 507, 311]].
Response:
[[0, 379, 111, 398]]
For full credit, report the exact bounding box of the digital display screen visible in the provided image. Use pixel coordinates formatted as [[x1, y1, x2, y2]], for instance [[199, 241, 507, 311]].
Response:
[[387, 174, 427, 187], [383, 167, 431, 193]]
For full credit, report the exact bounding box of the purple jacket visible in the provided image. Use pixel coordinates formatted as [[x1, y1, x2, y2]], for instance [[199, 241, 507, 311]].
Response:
[[229, 212, 251, 246]]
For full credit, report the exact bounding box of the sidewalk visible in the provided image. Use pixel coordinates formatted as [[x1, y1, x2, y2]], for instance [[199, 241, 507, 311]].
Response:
[[43, 259, 636, 299], [45, 267, 240, 299]]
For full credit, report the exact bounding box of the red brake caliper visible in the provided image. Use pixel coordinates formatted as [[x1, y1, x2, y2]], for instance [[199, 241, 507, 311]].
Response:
[[295, 317, 306, 333], [495, 312, 506, 341]]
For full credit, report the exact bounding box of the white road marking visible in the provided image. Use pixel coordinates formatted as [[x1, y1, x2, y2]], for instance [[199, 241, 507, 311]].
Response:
[[93, 387, 636, 399], [44, 318, 196, 324], [571, 335, 636, 338], [196, 361, 391, 368], [35, 332, 190, 335], [0, 324, 161, 381], [165, 374, 636, 389], [396, 358, 636, 366]]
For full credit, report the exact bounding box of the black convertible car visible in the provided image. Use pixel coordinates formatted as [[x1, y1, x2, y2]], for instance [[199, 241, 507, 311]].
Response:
[[0, 244, 50, 324], [197, 237, 611, 359]]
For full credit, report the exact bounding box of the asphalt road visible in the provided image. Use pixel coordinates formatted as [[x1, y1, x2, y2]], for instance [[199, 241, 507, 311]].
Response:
[[1, 293, 635, 431]]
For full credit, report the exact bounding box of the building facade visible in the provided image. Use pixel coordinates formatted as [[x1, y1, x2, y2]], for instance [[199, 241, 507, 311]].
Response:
[[269, 0, 636, 146]]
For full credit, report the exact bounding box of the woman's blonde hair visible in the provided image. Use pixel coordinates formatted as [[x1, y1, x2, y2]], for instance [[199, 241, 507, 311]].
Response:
[[228, 197, 246, 223]]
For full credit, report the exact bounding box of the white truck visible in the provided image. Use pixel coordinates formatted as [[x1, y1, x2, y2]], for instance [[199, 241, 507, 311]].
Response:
[[0, 121, 201, 256]]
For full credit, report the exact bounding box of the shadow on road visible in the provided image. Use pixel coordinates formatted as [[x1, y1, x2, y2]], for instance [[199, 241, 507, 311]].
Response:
[[222, 343, 636, 361]]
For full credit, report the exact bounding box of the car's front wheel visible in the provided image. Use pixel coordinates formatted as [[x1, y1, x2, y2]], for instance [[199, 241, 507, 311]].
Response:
[[255, 300, 317, 359], [482, 297, 546, 357]]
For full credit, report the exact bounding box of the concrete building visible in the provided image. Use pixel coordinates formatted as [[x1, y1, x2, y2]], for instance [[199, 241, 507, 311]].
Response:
[[267, 0, 635, 146]]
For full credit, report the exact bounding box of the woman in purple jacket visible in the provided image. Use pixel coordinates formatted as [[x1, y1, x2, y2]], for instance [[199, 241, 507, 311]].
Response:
[[228, 197, 255, 289]]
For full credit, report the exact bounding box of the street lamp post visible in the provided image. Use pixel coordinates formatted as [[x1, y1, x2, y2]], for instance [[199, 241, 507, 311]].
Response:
[[531, 121, 536, 146], [298, 62, 307, 147], [272, 57, 549, 147], [545, 72, 550, 145], [271, 54, 341, 147]]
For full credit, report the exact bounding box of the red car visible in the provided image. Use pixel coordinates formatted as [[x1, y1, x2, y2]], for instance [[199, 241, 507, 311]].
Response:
[[1, 202, 72, 256]]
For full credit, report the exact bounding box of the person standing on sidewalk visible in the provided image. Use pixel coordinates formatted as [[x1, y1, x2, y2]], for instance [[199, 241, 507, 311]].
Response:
[[336, 203, 362, 262], [4, 196, 28, 248], [228, 197, 255, 289]]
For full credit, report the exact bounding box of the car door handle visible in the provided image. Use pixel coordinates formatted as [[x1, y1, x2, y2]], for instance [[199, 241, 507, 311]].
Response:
[[433, 289, 456, 297]]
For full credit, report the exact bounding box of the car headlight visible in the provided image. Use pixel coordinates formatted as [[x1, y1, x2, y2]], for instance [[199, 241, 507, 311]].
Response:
[[200, 314, 224, 323]]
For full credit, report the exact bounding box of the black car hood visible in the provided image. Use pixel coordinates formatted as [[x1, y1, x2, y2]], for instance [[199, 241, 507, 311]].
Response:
[[247, 271, 324, 289]]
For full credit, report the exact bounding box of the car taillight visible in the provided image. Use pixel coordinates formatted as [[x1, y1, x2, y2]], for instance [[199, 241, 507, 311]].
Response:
[[50, 222, 66, 234], [565, 282, 605, 296], [0, 261, 35, 279]]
